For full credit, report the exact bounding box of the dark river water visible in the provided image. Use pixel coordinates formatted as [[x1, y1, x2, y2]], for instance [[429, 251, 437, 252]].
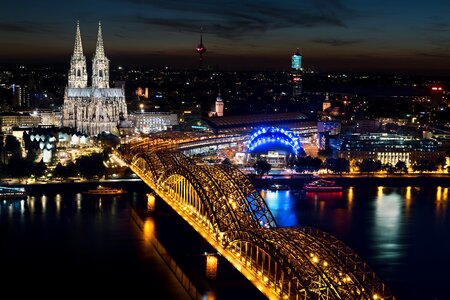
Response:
[[261, 185, 450, 300], [1, 182, 449, 299]]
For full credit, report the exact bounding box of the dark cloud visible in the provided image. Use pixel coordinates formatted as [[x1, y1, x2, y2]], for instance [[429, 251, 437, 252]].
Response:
[[119, 0, 359, 39], [0, 23, 39, 33], [311, 38, 363, 46], [114, 33, 128, 39], [423, 20, 449, 33], [416, 51, 450, 58], [0, 22, 57, 34], [136, 17, 200, 33]]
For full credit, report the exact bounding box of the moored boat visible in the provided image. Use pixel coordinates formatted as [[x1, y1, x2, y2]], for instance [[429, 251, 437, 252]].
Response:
[[0, 186, 27, 199], [303, 179, 342, 192], [268, 183, 291, 191], [83, 185, 127, 195]]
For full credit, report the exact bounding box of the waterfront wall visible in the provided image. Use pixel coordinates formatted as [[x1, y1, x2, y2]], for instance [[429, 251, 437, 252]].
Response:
[[249, 174, 450, 189]]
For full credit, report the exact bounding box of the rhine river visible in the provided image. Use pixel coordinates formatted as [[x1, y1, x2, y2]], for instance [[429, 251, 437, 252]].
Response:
[[1, 180, 449, 299]]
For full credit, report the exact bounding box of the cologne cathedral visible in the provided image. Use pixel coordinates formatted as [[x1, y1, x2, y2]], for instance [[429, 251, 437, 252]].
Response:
[[62, 21, 127, 136]]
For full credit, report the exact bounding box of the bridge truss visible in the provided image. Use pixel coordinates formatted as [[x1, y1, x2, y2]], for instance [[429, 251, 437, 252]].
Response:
[[119, 141, 395, 300]]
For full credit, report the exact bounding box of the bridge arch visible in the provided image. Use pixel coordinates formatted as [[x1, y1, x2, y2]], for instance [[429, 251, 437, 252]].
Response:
[[125, 146, 395, 300], [158, 164, 239, 235], [226, 227, 391, 299], [156, 163, 277, 242]]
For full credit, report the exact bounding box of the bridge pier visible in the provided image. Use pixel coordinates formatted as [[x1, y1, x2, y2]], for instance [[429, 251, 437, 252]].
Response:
[[147, 192, 156, 212], [205, 253, 218, 280]]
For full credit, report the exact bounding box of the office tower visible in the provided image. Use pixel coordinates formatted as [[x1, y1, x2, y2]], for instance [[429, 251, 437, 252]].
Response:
[[291, 48, 303, 96]]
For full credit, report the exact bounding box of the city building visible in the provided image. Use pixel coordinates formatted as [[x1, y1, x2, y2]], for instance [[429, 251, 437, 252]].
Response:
[[208, 93, 224, 117], [430, 85, 444, 106], [136, 87, 149, 99], [317, 121, 341, 151], [291, 48, 303, 96], [39, 110, 62, 127], [215, 93, 224, 117], [23, 126, 89, 163], [12, 84, 30, 108], [0, 112, 41, 133], [62, 21, 128, 136], [128, 111, 179, 134], [322, 93, 331, 112], [192, 112, 315, 135], [337, 133, 445, 168]]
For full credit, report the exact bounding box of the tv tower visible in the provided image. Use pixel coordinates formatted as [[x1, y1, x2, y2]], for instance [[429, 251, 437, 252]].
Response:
[[196, 28, 207, 70]]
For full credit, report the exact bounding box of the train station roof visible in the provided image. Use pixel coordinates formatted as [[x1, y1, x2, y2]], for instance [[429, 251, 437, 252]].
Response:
[[197, 112, 312, 133]]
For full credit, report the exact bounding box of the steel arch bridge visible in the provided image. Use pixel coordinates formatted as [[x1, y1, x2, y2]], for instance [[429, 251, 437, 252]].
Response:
[[119, 143, 395, 300]]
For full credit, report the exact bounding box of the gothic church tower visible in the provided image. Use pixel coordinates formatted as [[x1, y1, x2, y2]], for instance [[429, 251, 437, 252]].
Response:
[[68, 21, 87, 88], [92, 22, 109, 88], [62, 21, 128, 137]]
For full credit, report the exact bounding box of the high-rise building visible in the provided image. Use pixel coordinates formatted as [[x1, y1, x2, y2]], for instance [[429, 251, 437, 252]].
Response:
[[12, 84, 29, 108], [430, 86, 444, 106], [62, 21, 128, 136], [291, 49, 302, 70], [291, 48, 303, 96]]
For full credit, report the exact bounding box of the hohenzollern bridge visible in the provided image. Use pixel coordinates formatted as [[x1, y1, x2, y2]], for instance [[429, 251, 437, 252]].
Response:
[[117, 133, 395, 300]]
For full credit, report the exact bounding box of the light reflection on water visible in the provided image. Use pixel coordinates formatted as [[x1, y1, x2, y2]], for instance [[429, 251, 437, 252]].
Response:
[[260, 189, 298, 226], [2, 185, 450, 299], [0, 193, 124, 217], [260, 185, 450, 300], [373, 187, 403, 261]]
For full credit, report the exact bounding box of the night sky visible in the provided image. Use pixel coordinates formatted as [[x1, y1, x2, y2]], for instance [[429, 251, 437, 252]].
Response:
[[1, 0, 450, 74]]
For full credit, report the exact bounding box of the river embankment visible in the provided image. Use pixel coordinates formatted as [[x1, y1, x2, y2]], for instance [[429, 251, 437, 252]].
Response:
[[3, 172, 449, 195], [2, 179, 147, 195], [248, 173, 450, 189]]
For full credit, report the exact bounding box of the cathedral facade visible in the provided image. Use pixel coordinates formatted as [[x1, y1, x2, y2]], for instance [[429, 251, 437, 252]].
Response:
[[62, 21, 127, 136]]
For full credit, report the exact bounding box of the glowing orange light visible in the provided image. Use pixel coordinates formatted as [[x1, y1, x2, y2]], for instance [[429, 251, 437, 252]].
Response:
[[206, 254, 218, 279], [143, 218, 154, 241], [147, 193, 155, 212]]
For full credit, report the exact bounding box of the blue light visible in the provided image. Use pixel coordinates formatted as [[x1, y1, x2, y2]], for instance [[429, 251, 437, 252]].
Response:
[[247, 126, 302, 154]]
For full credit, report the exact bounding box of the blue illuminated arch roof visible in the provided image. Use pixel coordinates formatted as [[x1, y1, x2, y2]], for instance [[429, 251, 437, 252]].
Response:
[[247, 127, 302, 154]]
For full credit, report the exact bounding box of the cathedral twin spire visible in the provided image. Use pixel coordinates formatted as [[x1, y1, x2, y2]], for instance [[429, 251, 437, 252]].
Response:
[[92, 21, 109, 88], [68, 21, 87, 88], [68, 21, 109, 89], [73, 20, 84, 57]]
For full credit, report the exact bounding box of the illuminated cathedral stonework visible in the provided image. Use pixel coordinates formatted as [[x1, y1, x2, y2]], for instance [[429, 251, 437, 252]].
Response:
[[62, 21, 127, 136]]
